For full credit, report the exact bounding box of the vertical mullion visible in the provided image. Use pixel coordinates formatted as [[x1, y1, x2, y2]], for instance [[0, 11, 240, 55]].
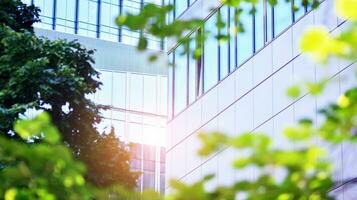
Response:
[[228, 7, 231, 73], [173, 0, 176, 19], [74, 0, 79, 34], [96, 0, 102, 38], [218, 10, 221, 81], [292, 0, 295, 22], [52, 0, 57, 30], [252, 4, 256, 53], [119, 0, 123, 42], [31, 0, 34, 5], [202, 25, 205, 93], [271, 6, 275, 38], [233, 7, 237, 70], [226, 6, 230, 75]]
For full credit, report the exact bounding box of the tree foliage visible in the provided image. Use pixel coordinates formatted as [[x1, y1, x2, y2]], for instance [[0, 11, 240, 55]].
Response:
[[0, 0, 137, 189], [0, 113, 152, 200], [0, 112, 93, 200]]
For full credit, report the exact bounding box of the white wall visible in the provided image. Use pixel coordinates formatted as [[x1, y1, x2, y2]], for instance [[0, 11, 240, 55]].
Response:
[[166, 0, 357, 198]]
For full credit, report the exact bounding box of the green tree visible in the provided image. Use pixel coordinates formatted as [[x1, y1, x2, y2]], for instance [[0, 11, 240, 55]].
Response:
[[0, 0, 137, 189], [0, 112, 153, 200], [0, 112, 94, 200]]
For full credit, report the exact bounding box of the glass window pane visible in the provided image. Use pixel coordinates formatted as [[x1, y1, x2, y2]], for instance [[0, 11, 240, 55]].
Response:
[[229, 7, 236, 72], [168, 54, 174, 119], [219, 6, 229, 80], [189, 0, 196, 5], [254, 1, 264, 51], [168, 0, 175, 24], [175, 0, 187, 18], [21, 0, 32, 5], [122, 0, 141, 45], [143, 75, 157, 113], [56, 0, 75, 33], [101, 0, 119, 41], [97, 71, 113, 106], [266, 4, 273, 42], [174, 45, 187, 115], [159, 76, 167, 115], [112, 72, 126, 109], [33, 0, 54, 29], [78, 0, 98, 38], [273, 0, 292, 37], [203, 14, 218, 92], [112, 120, 125, 138], [128, 123, 143, 144], [129, 73, 143, 111], [188, 35, 196, 104], [237, 3, 253, 66], [293, 0, 305, 21]]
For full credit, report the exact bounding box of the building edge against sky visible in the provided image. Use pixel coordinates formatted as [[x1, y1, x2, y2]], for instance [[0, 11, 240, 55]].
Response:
[[166, 0, 357, 198]]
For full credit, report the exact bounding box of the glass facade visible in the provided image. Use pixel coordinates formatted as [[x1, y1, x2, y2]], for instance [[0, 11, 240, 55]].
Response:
[[203, 13, 218, 92], [90, 70, 167, 193], [171, 0, 197, 19], [173, 45, 187, 115], [23, 0, 163, 49], [168, 0, 311, 119], [130, 144, 165, 193], [219, 6, 229, 80], [91, 70, 167, 145]]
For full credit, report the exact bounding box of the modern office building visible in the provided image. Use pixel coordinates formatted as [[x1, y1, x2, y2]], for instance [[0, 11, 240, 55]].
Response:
[[21, 0, 167, 193], [166, 0, 356, 198]]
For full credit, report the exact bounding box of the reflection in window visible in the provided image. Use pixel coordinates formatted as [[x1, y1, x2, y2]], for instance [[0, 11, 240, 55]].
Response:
[[219, 6, 229, 80], [33, 0, 54, 30], [204, 14, 218, 92], [168, 0, 175, 24], [266, 3, 273, 42], [78, 0, 98, 38], [101, 0, 120, 41], [188, 36, 196, 104], [143, 172, 155, 189], [175, 0, 187, 18], [229, 7, 236, 72], [174, 45, 187, 115], [237, 3, 253, 66], [56, 0, 75, 33], [273, 0, 292, 37], [293, 0, 306, 21], [122, 0, 141, 45], [254, 1, 264, 51]]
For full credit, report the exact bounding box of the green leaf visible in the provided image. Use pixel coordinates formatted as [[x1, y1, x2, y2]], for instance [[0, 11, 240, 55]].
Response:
[[286, 85, 301, 98]]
